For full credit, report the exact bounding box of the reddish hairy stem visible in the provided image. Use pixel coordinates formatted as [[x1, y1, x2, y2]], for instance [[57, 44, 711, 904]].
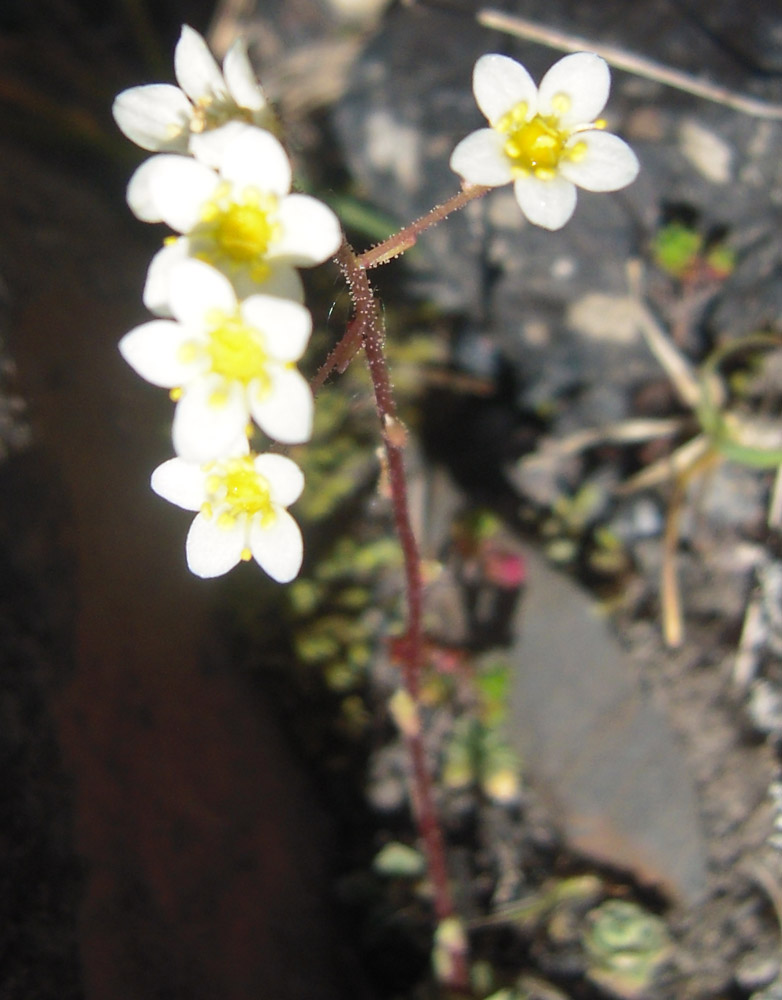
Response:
[[358, 184, 490, 270], [335, 241, 469, 991], [310, 315, 365, 395], [313, 186, 489, 394]]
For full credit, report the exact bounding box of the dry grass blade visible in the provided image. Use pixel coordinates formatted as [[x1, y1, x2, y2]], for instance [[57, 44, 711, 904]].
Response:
[[661, 447, 722, 648], [617, 432, 710, 494], [477, 7, 782, 121]]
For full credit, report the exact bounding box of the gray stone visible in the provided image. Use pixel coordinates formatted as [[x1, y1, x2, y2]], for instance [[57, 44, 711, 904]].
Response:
[[507, 545, 708, 905]]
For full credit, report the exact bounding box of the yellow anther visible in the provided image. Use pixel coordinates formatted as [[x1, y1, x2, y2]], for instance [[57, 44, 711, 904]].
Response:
[[206, 456, 276, 525], [205, 312, 270, 386], [551, 93, 571, 115], [177, 342, 199, 365], [503, 114, 567, 176], [496, 102, 529, 133], [567, 140, 588, 163], [194, 185, 281, 275], [208, 386, 231, 409]]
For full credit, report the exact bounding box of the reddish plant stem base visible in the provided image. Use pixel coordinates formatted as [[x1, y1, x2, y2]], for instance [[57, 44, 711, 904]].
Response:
[[335, 241, 470, 993]]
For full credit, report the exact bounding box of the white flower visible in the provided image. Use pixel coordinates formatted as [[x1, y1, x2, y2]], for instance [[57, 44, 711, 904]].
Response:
[[119, 259, 314, 460], [112, 25, 273, 163], [450, 52, 639, 230], [128, 124, 342, 312], [151, 447, 305, 581]]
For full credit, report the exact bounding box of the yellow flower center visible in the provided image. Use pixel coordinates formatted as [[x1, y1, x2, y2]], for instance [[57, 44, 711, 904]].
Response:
[[203, 456, 276, 533], [496, 97, 592, 180], [189, 95, 253, 135], [203, 310, 271, 390], [194, 183, 281, 282], [504, 116, 565, 176]]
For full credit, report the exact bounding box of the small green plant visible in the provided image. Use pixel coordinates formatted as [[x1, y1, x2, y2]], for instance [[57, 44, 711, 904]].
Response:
[[652, 217, 735, 283], [582, 899, 673, 998]]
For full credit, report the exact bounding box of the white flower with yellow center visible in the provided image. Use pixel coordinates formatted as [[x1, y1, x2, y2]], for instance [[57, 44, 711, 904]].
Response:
[[120, 259, 314, 461], [112, 25, 273, 165], [450, 52, 639, 230], [128, 124, 342, 312], [151, 446, 305, 581]]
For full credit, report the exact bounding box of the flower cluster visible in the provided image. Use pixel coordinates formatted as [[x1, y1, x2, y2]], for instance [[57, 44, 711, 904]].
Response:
[[115, 26, 341, 581], [116, 33, 638, 582], [450, 52, 639, 230]]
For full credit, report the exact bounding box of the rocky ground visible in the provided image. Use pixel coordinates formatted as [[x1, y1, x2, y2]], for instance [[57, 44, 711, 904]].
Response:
[[2, 1, 782, 998]]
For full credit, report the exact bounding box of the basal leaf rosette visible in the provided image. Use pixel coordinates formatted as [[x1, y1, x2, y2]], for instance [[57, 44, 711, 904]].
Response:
[[151, 445, 305, 581], [112, 25, 273, 164], [120, 259, 314, 461], [128, 125, 342, 311], [450, 52, 639, 230]]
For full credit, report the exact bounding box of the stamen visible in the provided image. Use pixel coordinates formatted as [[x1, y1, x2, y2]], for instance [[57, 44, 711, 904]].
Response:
[[204, 456, 276, 529], [551, 93, 571, 115], [567, 141, 588, 163], [204, 311, 272, 389], [503, 113, 567, 176], [189, 95, 252, 136], [194, 185, 281, 275], [496, 102, 529, 133]]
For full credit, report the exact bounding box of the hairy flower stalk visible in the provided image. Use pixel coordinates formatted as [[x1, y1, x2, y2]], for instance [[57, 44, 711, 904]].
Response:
[[336, 242, 468, 990]]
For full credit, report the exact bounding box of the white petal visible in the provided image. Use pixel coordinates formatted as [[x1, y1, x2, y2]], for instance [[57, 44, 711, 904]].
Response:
[[119, 319, 193, 387], [143, 240, 190, 316], [168, 258, 236, 328], [513, 174, 577, 230], [450, 129, 512, 187], [250, 368, 313, 445], [186, 512, 244, 578], [151, 457, 207, 510], [473, 54, 538, 126], [231, 263, 304, 303], [173, 377, 249, 463], [239, 296, 312, 362], [127, 156, 171, 222], [112, 84, 191, 152], [271, 195, 342, 266], [223, 39, 268, 111], [252, 454, 305, 506], [175, 25, 227, 104], [248, 509, 303, 582], [144, 155, 219, 233], [218, 127, 291, 195], [559, 130, 640, 192], [189, 120, 252, 168], [537, 53, 610, 128]]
